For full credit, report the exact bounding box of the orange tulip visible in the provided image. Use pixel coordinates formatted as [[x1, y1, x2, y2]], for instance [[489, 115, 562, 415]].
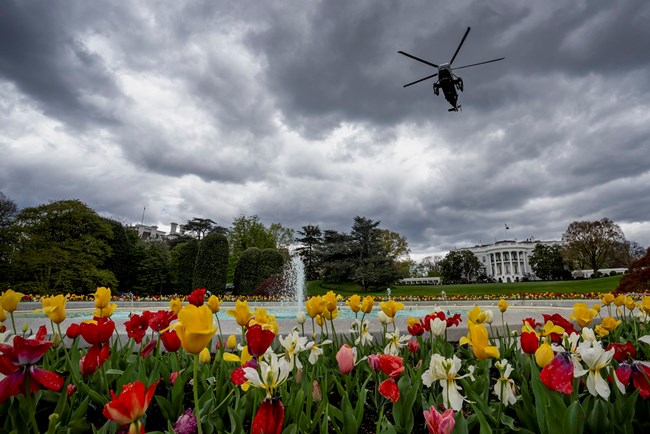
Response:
[[103, 380, 159, 432]]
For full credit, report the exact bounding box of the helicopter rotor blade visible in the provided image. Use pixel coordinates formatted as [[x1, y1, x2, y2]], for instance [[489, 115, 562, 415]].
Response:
[[403, 73, 438, 88], [451, 57, 505, 71], [397, 51, 438, 68], [449, 26, 471, 66]]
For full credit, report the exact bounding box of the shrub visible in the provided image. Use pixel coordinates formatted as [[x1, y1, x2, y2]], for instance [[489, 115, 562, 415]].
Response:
[[192, 232, 229, 293], [233, 247, 285, 295]]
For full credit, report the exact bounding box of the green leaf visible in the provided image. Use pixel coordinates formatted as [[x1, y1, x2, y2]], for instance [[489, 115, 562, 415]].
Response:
[[452, 412, 469, 434], [586, 398, 611, 433], [562, 401, 586, 434]]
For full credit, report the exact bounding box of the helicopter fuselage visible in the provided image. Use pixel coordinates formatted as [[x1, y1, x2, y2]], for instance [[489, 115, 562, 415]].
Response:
[[434, 64, 462, 111]]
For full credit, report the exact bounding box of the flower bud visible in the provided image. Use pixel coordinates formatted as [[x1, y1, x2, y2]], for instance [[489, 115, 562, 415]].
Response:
[[312, 380, 322, 402], [367, 354, 381, 371], [227, 334, 237, 350], [296, 311, 307, 325], [22, 322, 30, 333], [199, 347, 211, 364], [484, 310, 494, 324], [295, 368, 302, 385]]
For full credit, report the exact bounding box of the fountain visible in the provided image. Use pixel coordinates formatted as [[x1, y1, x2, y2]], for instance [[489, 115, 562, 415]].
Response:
[[281, 255, 306, 311]]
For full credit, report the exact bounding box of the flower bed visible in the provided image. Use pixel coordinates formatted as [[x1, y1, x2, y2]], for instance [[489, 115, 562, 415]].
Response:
[[1, 287, 650, 433]]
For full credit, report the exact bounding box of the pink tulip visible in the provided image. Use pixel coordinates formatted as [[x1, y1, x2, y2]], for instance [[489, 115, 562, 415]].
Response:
[[336, 344, 355, 375], [423, 405, 455, 434]]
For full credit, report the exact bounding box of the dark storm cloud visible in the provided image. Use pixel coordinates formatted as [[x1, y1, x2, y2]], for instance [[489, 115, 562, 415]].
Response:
[[1, 0, 649, 257]]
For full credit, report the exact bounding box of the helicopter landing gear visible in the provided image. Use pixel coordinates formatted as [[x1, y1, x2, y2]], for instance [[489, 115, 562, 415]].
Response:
[[455, 77, 463, 92], [433, 84, 439, 96]]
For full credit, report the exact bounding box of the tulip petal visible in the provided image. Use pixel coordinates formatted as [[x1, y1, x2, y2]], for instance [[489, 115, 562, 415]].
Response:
[[30, 366, 64, 392], [252, 398, 284, 434], [378, 378, 400, 403]]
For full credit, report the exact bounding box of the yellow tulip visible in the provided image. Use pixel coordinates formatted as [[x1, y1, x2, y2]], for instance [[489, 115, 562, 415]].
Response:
[[93, 303, 117, 318], [569, 303, 598, 328], [460, 321, 500, 360], [346, 294, 362, 313], [227, 299, 253, 327], [535, 341, 554, 367], [1, 289, 24, 313], [498, 299, 509, 313], [199, 347, 211, 363], [600, 316, 621, 332], [360, 296, 374, 314], [642, 296, 650, 314], [207, 295, 221, 314], [613, 294, 625, 307], [40, 295, 67, 324], [592, 304, 601, 313], [624, 296, 636, 311], [323, 291, 341, 313], [249, 308, 279, 335], [0, 304, 6, 323], [467, 305, 489, 324], [601, 293, 615, 306], [170, 298, 182, 314], [322, 308, 340, 321], [540, 320, 565, 337], [227, 335, 237, 350], [93, 287, 111, 309], [171, 304, 217, 354], [315, 314, 324, 327], [305, 296, 327, 319], [380, 299, 405, 319]]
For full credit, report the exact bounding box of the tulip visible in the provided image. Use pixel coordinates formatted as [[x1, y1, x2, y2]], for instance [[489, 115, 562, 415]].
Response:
[[520, 330, 540, 355], [227, 334, 237, 350], [311, 380, 322, 402], [1, 289, 24, 313], [379, 354, 404, 379], [252, 398, 284, 434], [170, 298, 183, 314], [187, 288, 206, 307], [93, 287, 111, 310], [140, 339, 157, 358], [199, 347, 211, 363], [323, 291, 341, 313], [336, 344, 356, 375], [423, 405, 455, 434], [494, 359, 517, 406], [246, 323, 276, 357], [39, 295, 67, 324], [641, 296, 650, 314], [170, 304, 217, 354], [540, 352, 574, 395], [606, 341, 635, 362], [124, 313, 150, 344], [173, 408, 198, 434], [624, 296, 636, 311], [613, 294, 625, 307], [250, 308, 279, 335], [578, 345, 615, 399], [80, 317, 116, 346], [570, 303, 598, 328], [380, 299, 405, 318], [161, 330, 181, 352], [103, 380, 159, 432], [408, 338, 420, 354], [535, 341, 554, 368], [305, 296, 327, 318], [0, 305, 6, 323], [360, 296, 374, 314], [595, 316, 622, 337], [345, 294, 362, 313], [206, 295, 221, 313], [378, 378, 400, 403], [93, 303, 117, 318], [421, 354, 471, 411], [227, 299, 253, 327], [460, 322, 499, 360], [295, 311, 307, 325], [0, 330, 64, 404], [601, 292, 615, 306], [498, 299, 509, 313], [430, 317, 447, 337], [631, 361, 650, 398], [367, 354, 381, 371]]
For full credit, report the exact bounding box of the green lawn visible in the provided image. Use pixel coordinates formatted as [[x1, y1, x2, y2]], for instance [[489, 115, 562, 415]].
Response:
[[306, 275, 623, 298]]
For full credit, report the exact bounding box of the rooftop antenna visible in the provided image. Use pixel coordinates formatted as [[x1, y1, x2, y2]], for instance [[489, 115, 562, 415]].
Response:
[[141, 205, 146, 225]]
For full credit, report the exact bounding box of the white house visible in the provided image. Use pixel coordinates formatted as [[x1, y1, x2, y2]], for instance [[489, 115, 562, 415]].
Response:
[[459, 239, 562, 283]]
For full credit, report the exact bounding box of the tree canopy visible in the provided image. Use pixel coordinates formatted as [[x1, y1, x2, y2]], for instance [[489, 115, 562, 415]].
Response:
[[438, 250, 484, 283], [528, 243, 570, 280], [562, 218, 626, 275]]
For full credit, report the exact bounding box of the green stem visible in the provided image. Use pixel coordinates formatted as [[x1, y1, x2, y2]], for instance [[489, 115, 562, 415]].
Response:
[[194, 354, 203, 434], [215, 314, 224, 352], [25, 371, 40, 434], [10, 312, 17, 335]]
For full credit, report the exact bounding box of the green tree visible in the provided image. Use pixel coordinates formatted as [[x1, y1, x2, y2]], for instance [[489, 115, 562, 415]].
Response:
[[10, 199, 115, 294], [227, 215, 276, 281], [318, 230, 353, 284], [439, 250, 483, 283], [193, 232, 229, 293], [170, 239, 199, 293], [0, 192, 18, 288], [102, 219, 142, 291], [233, 247, 284, 295], [269, 223, 295, 250], [562, 218, 626, 276], [182, 217, 226, 239], [295, 224, 323, 280], [135, 242, 171, 295], [529, 243, 569, 280]]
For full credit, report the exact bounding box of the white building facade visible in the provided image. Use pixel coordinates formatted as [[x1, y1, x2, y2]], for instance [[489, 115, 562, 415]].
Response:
[[462, 240, 562, 283]]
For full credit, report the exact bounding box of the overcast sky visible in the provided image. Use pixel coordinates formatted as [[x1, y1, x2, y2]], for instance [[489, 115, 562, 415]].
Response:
[[2, 0, 649, 259]]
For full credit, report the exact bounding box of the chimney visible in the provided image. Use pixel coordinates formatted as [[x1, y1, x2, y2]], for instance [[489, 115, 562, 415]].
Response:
[[170, 222, 178, 234]]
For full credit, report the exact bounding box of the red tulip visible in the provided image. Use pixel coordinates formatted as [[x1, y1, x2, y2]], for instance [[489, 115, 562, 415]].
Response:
[[423, 405, 455, 434], [336, 344, 356, 375], [0, 333, 64, 403], [378, 378, 400, 403], [161, 330, 181, 353], [187, 288, 206, 307], [125, 313, 150, 344], [367, 354, 381, 371], [631, 361, 650, 398], [80, 317, 115, 346], [246, 324, 275, 357], [520, 331, 539, 354], [408, 321, 425, 336], [522, 318, 541, 329], [423, 312, 445, 331], [542, 314, 576, 341], [103, 380, 159, 430], [80, 344, 111, 376], [408, 339, 420, 354], [140, 339, 157, 358], [65, 323, 81, 339], [615, 362, 631, 387], [606, 342, 636, 362], [252, 398, 284, 434], [147, 310, 177, 332], [379, 354, 404, 379], [540, 352, 574, 395], [445, 313, 462, 328]]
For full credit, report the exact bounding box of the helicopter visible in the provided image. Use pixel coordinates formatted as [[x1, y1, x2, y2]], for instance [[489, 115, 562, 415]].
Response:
[[398, 27, 504, 112]]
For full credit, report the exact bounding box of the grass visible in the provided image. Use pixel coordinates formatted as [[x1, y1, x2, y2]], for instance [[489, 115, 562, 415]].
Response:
[[306, 275, 623, 298]]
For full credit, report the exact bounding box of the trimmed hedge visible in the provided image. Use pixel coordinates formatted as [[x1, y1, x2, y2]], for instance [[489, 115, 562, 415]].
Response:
[[233, 247, 284, 295], [192, 232, 229, 293]]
